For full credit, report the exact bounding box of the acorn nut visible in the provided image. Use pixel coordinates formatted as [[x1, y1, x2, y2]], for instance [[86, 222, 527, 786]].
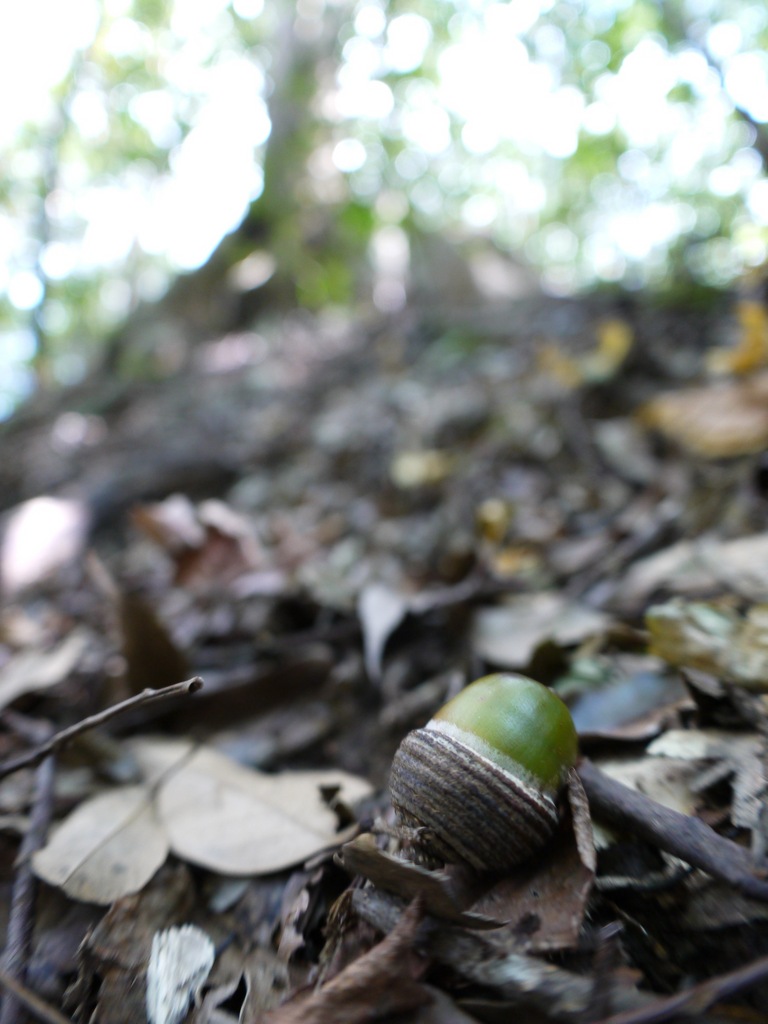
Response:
[[389, 673, 578, 872]]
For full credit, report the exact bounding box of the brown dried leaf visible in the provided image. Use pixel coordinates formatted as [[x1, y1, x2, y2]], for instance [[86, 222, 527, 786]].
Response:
[[118, 591, 190, 694], [701, 534, 768, 601], [33, 739, 372, 903], [131, 494, 206, 550], [338, 835, 499, 928], [616, 540, 709, 610], [68, 863, 195, 1023], [351, 887, 624, 1020], [639, 372, 768, 458], [263, 898, 431, 1024], [132, 495, 263, 588], [469, 775, 594, 953]]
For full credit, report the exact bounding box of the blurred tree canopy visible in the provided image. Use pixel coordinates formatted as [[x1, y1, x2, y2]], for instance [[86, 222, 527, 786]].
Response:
[[2, 0, 768, 412]]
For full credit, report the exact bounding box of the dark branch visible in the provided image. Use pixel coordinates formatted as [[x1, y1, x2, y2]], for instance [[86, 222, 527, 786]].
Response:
[[0, 677, 203, 781]]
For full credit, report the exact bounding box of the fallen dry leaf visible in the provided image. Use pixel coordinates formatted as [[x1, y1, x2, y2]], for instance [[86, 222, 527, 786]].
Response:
[[33, 741, 372, 902], [592, 756, 700, 820], [67, 863, 195, 1023], [130, 494, 206, 550], [617, 532, 768, 610], [472, 593, 608, 668], [469, 771, 594, 953], [132, 494, 263, 589], [647, 728, 763, 831], [616, 539, 712, 611], [118, 590, 190, 694], [0, 628, 89, 712], [357, 582, 410, 683], [132, 738, 373, 875], [262, 898, 430, 1024], [350, 886, 620, 1020], [700, 533, 768, 601], [639, 371, 768, 458], [338, 835, 499, 928], [32, 786, 169, 904], [647, 598, 768, 691]]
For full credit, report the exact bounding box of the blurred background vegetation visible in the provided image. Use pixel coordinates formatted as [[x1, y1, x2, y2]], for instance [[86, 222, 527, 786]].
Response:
[[3, 0, 768, 416]]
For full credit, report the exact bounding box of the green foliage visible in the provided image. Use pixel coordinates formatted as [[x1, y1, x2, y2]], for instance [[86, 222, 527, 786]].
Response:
[[2, 0, 768, 410]]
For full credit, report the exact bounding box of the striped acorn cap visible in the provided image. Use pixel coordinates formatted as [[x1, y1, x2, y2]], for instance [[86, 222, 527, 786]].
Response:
[[389, 673, 577, 872]]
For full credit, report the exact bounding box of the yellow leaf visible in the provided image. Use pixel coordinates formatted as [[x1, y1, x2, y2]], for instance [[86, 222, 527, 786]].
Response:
[[537, 318, 632, 388], [707, 300, 768, 376]]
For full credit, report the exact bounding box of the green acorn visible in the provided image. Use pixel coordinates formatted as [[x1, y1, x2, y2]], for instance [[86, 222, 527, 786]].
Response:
[[389, 673, 578, 872]]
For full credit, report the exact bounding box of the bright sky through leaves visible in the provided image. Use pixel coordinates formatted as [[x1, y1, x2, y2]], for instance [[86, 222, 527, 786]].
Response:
[[2, 0, 766, 281], [2, 0, 768, 413]]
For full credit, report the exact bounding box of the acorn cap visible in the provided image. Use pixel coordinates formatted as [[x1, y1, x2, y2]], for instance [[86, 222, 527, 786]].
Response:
[[389, 673, 578, 872]]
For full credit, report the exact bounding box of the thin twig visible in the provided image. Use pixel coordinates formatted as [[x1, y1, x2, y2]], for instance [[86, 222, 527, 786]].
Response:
[[0, 750, 56, 1024], [578, 758, 768, 902], [587, 922, 624, 1022], [0, 677, 203, 781], [0, 967, 74, 1024], [594, 951, 768, 1024]]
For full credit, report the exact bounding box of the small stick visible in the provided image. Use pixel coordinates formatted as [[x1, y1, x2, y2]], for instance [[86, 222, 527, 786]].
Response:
[[0, 677, 203, 781], [0, 966, 74, 1024], [593, 950, 768, 1024], [578, 758, 768, 902], [586, 922, 624, 1022], [0, 749, 56, 1024]]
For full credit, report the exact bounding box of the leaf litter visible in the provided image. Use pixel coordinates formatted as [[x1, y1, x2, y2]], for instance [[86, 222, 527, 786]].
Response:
[[33, 738, 372, 901], [5, 295, 768, 1020]]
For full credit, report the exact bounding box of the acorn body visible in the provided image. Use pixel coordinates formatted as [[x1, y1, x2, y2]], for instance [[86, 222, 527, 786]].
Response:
[[389, 673, 578, 872]]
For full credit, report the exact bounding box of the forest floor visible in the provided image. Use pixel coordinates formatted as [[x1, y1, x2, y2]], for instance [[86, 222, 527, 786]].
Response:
[[3, 289, 768, 1023]]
